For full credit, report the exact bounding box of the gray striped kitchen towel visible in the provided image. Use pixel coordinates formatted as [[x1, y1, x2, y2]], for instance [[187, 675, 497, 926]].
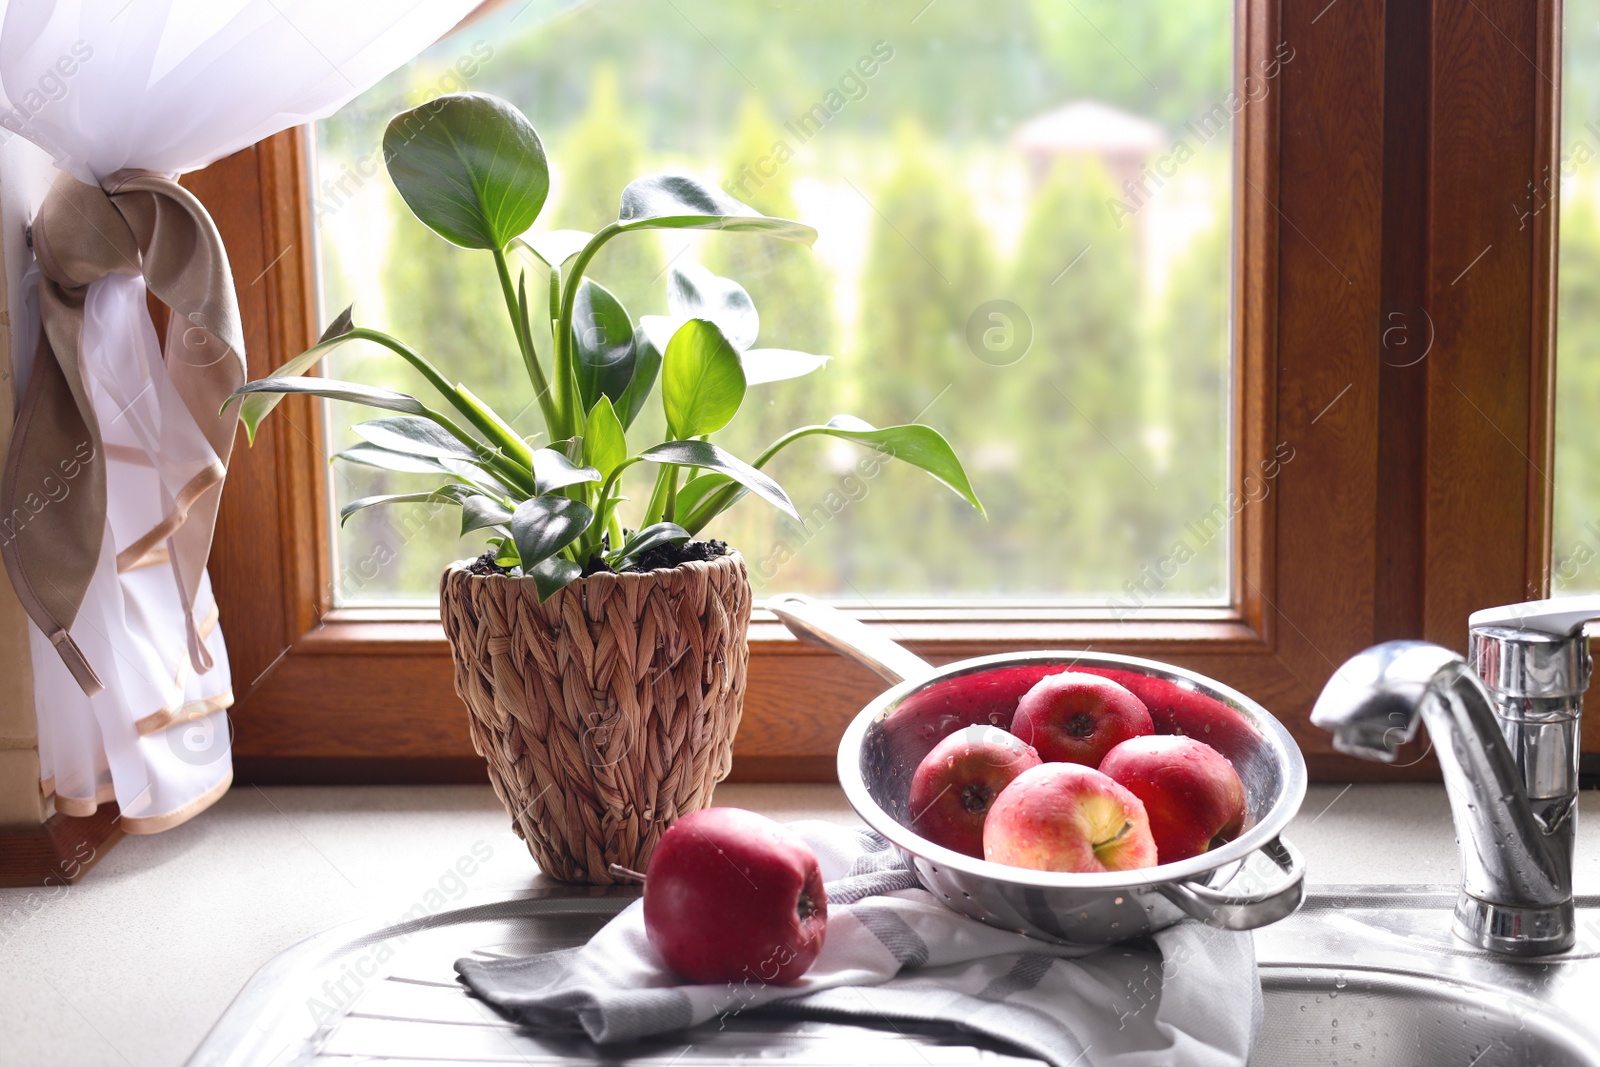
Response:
[[456, 821, 1261, 1067]]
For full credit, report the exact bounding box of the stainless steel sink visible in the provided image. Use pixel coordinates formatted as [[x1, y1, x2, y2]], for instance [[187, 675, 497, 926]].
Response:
[[188, 885, 1600, 1066], [1253, 888, 1600, 1066]]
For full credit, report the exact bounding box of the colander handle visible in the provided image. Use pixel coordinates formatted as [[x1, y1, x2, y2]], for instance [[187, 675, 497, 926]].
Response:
[[766, 593, 937, 685], [1157, 836, 1305, 930]]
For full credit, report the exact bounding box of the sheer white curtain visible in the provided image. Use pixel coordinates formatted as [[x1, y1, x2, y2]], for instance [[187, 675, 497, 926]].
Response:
[[0, 0, 478, 832]]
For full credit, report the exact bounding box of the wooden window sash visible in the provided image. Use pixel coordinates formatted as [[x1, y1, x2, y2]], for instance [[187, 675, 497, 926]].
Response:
[[188, 0, 1564, 783]]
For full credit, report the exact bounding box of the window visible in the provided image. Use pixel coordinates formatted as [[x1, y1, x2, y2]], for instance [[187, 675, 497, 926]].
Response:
[[194, 0, 1569, 782], [1556, 0, 1600, 595], [312, 0, 1235, 609]]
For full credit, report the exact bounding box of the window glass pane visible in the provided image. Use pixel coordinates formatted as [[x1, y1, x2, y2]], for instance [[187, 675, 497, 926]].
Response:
[[1556, 1, 1600, 594], [314, 0, 1233, 607]]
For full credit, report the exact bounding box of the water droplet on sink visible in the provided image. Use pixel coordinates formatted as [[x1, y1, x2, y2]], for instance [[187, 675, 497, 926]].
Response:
[[1334, 974, 1347, 989]]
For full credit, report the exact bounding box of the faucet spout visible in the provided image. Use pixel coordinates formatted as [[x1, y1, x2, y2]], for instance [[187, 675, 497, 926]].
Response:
[[1312, 640, 1575, 955]]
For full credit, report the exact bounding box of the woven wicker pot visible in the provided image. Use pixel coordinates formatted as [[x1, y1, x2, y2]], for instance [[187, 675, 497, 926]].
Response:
[[439, 552, 752, 884]]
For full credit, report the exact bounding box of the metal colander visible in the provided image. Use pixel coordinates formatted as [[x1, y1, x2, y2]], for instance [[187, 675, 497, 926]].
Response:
[[769, 594, 1308, 946]]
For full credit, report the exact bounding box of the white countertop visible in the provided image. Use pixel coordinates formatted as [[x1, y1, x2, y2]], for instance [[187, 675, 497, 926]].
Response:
[[5, 781, 1600, 1066]]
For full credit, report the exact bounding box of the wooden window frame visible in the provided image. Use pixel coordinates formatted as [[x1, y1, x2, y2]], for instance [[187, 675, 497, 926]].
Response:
[[190, 0, 1564, 784]]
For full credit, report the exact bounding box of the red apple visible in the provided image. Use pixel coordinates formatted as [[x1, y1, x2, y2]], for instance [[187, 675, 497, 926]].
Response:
[[983, 762, 1158, 873], [1076, 667, 1263, 757], [1010, 671, 1154, 766], [643, 808, 827, 984], [909, 725, 1043, 857], [1099, 735, 1247, 862]]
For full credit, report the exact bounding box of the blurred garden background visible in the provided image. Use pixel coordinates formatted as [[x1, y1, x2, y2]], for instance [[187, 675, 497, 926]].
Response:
[[1555, 0, 1600, 594], [313, 0, 1235, 607]]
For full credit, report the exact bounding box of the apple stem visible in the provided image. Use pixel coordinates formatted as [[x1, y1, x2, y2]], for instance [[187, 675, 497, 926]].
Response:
[[608, 864, 647, 884]]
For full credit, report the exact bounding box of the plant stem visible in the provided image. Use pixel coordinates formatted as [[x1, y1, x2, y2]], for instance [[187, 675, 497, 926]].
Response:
[[643, 463, 675, 526], [492, 246, 559, 436], [344, 327, 533, 467], [555, 223, 625, 439], [596, 455, 641, 507], [751, 425, 820, 469], [661, 465, 680, 523], [607, 509, 624, 551], [580, 480, 611, 558]]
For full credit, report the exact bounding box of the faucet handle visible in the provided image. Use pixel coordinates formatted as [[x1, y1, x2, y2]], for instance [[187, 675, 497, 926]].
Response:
[[1467, 597, 1596, 701], [1469, 594, 1600, 637]]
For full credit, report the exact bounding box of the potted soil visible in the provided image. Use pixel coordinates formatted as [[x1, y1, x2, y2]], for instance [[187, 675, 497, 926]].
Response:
[[229, 93, 984, 883]]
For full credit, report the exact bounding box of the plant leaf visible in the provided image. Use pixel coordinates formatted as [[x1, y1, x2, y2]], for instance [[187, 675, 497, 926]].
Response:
[[617, 318, 669, 430], [461, 495, 514, 536], [616, 174, 817, 244], [584, 397, 627, 480], [667, 263, 759, 350], [333, 444, 515, 500], [519, 229, 594, 267], [528, 557, 583, 602], [571, 277, 637, 412], [339, 490, 456, 526], [351, 415, 481, 461], [661, 319, 746, 439], [529, 447, 601, 493], [228, 377, 426, 418], [384, 92, 549, 250], [638, 441, 796, 519], [429, 483, 484, 504], [487, 535, 519, 568], [613, 521, 690, 564], [510, 496, 594, 570], [440, 457, 522, 497], [335, 442, 451, 475], [230, 312, 368, 441], [320, 304, 355, 343], [741, 348, 830, 385], [674, 472, 735, 518], [798, 416, 986, 516]]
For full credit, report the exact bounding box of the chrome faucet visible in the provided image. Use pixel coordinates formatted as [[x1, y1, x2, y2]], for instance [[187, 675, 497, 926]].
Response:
[[1311, 597, 1595, 956]]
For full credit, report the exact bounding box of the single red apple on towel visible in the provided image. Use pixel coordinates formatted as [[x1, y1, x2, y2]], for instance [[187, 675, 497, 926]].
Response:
[[983, 762, 1159, 873], [1010, 671, 1154, 766], [1100, 735, 1247, 862], [643, 807, 828, 984], [909, 725, 1043, 857]]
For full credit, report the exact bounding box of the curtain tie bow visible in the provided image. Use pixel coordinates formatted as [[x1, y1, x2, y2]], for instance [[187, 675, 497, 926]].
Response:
[[1, 170, 245, 694]]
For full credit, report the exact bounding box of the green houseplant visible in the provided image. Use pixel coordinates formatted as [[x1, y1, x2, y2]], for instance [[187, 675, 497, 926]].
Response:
[[229, 93, 983, 882]]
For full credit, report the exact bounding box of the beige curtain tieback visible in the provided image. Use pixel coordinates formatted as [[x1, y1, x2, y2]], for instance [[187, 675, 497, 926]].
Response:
[[0, 169, 245, 696]]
